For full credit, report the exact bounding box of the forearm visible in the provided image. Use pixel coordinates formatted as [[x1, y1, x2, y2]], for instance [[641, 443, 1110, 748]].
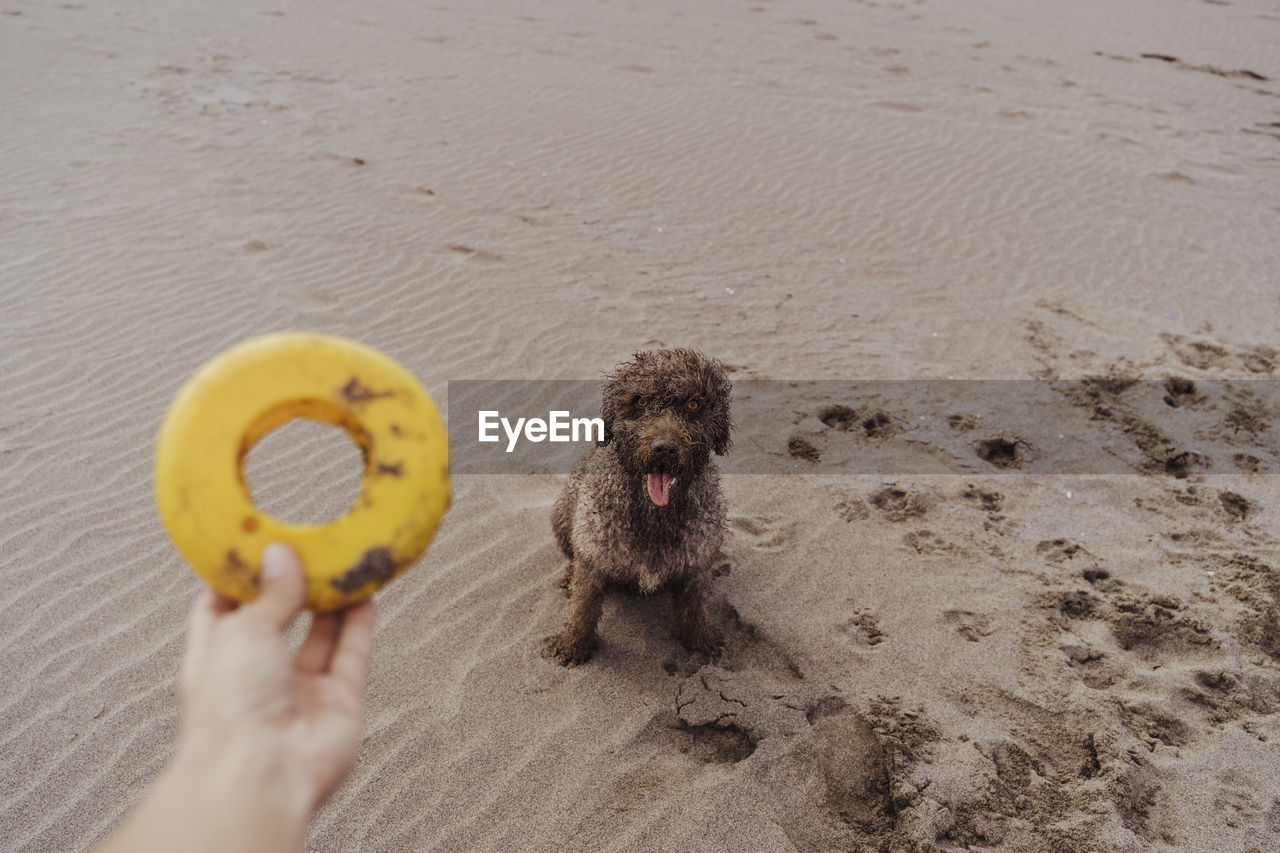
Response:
[[95, 739, 311, 853]]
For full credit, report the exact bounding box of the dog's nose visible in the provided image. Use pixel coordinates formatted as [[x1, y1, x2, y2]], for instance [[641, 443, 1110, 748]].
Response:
[[652, 438, 679, 460]]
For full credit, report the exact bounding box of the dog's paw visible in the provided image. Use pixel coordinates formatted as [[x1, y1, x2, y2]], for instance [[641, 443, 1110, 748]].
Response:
[[678, 621, 725, 657], [544, 630, 597, 666]]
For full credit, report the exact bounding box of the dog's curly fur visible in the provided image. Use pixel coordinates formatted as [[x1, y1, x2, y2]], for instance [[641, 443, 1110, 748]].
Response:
[[546, 349, 733, 666]]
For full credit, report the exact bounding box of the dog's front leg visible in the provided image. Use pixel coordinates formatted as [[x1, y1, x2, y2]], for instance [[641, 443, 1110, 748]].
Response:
[[546, 562, 604, 666], [671, 571, 722, 655]]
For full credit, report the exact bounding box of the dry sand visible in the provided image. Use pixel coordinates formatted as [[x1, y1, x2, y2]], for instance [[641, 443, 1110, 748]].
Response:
[[4, 0, 1280, 849]]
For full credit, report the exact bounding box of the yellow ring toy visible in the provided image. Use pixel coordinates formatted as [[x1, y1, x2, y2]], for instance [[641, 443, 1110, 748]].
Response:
[[155, 332, 450, 612]]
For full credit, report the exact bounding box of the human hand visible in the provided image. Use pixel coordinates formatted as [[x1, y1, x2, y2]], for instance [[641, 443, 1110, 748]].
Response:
[[176, 543, 376, 814]]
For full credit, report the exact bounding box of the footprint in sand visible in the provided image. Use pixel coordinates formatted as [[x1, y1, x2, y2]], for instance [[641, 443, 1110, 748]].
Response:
[[942, 609, 994, 642], [960, 484, 1004, 513], [729, 516, 792, 552], [1218, 490, 1251, 521], [904, 529, 958, 554], [838, 609, 885, 647], [1061, 643, 1119, 688], [1043, 576, 1217, 661], [1162, 333, 1277, 375], [818, 405, 900, 439], [860, 410, 900, 439], [820, 404, 859, 431], [1203, 554, 1280, 663], [835, 496, 871, 522], [869, 486, 929, 522], [1036, 538, 1093, 564], [1232, 453, 1262, 472], [974, 437, 1026, 470], [1162, 377, 1204, 408], [787, 435, 821, 462]]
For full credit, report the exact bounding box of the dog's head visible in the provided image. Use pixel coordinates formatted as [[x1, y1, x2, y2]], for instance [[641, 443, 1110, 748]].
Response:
[[599, 348, 732, 507]]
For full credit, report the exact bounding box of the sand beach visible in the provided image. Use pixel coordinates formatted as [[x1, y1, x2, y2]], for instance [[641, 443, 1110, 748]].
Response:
[[3, 0, 1280, 849]]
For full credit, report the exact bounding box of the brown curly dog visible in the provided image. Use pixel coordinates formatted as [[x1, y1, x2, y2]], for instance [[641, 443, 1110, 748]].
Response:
[[546, 348, 733, 666]]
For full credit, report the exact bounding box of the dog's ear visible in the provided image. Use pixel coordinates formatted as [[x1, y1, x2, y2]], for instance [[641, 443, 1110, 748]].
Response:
[[711, 384, 733, 455], [598, 370, 621, 445], [597, 355, 642, 445], [709, 369, 733, 456], [599, 397, 614, 445]]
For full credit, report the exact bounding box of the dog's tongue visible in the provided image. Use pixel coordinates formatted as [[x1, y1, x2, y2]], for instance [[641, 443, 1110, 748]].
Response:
[[647, 472, 672, 506]]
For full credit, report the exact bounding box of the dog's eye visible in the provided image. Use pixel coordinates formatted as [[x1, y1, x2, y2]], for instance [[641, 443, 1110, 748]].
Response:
[[636, 397, 649, 409], [686, 399, 700, 411]]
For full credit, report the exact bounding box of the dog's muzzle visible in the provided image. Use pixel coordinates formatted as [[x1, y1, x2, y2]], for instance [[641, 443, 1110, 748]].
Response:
[[647, 438, 680, 506]]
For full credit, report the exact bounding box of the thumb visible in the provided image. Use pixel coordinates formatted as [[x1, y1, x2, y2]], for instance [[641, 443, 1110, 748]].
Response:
[[247, 543, 307, 631]]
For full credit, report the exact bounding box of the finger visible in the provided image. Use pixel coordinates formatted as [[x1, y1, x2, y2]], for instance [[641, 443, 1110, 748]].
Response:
[[243, 543, 307, 632], [327, 600, 375, 690], [180, 590, 218, 688], [180, 589, 236, 694], [210, 591, 239, 614], [185, 590, 219, 655], [296, 610, 343, 674]]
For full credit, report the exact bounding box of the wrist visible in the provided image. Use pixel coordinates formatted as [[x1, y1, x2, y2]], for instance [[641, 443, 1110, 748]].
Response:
[[166, 734, 313, 848], [97, 735, 313, 853]]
